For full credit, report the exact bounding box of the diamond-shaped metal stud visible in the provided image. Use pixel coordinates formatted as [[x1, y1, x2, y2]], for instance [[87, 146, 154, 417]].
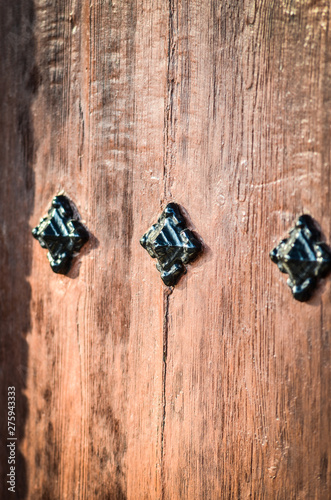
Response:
[[270, 215, 331, 301], [140, 203, 202, 286], [32, 195, 89, 274]]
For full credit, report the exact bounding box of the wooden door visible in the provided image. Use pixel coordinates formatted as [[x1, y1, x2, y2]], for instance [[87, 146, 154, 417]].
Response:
[[1, 1, 330, 498]]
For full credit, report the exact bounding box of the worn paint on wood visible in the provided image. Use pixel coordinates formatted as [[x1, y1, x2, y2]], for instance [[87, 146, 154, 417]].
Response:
[[0, 0, 330, 499]]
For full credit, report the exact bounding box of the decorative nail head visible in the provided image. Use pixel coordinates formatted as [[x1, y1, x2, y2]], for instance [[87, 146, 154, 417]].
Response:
[[140, 203, 202, 286], [32, 194, 89, 274], [270, 214, 331, 301]]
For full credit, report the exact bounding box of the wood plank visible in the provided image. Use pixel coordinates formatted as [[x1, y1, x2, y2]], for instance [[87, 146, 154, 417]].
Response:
[[20, 0, 166, 498], [162, 0, 331, 498], [0, 0, 330, 499]]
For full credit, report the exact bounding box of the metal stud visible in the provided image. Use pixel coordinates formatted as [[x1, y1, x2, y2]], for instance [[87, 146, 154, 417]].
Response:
[[270, 215, 331, 301], [32, 194, 89, 275], [140, 203, 202, 286]]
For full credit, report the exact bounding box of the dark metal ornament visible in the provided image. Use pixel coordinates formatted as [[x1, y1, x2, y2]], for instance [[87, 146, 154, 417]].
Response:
[[140, 203, 202, 286], [32, 195, 89, 275], [270, 215, 331, 302]]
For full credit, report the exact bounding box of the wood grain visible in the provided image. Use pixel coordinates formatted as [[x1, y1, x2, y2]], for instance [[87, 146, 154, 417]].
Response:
[[0, 0, 330, 499], [162, 1, 331, 498]]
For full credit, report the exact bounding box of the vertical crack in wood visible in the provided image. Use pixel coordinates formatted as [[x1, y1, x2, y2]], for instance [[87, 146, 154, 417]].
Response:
[[161, 287, 173, 498], [163, 0, 176, 202], [161, 2, 176, 495]]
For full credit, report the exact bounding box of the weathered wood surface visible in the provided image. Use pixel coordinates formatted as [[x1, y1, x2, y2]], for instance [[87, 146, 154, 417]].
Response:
[[0, 0, 330, 499]]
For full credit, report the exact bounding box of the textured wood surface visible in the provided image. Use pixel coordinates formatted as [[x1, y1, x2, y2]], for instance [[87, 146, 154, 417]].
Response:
[[1, 0, 331, 499]]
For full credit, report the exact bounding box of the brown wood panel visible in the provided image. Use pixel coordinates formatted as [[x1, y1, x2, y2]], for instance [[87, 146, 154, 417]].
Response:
[[162, 0, 331, 498], [25, 0, 169, 498], [0, 0, 167, 498], [0, 1, 330, 499]]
